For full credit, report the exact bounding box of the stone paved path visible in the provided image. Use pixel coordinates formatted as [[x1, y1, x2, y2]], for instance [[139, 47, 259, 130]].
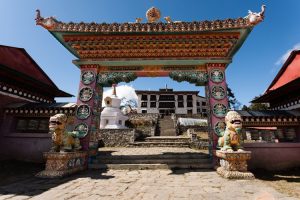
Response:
[[98, 147, 208, 155], [0, 169, 297, 200]]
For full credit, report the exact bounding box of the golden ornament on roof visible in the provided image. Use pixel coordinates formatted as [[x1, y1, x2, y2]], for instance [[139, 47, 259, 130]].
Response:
[[146, 7, 161, 23]]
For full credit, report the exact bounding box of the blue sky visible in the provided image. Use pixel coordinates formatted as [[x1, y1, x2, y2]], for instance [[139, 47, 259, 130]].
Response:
[[1, 0, 300, 106]]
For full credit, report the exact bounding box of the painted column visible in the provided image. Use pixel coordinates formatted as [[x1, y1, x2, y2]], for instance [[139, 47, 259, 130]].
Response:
[[74, 65, 103, 152], [206, 63, 228, 155]]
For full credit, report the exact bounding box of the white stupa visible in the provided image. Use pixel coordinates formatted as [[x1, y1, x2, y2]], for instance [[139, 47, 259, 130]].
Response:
[[100, 84, 128, 129]]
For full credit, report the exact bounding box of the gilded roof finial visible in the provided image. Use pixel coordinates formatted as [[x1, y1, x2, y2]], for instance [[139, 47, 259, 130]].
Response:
[[146, 7, 161, 23]]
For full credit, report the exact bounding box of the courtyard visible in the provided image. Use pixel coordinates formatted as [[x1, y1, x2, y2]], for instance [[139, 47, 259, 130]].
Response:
[[0, 159, 299, 200]]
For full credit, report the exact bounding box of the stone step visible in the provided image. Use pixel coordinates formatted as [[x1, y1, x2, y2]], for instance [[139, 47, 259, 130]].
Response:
[[89, 163, 213, 170], [95, 153, 209, 160], [145, 136, 190, 143], [128, 142, 190, 148], [93, 158, 211, 165]]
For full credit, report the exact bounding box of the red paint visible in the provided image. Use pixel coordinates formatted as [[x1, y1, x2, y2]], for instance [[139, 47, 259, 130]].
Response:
[[269, 54, 300, 91]]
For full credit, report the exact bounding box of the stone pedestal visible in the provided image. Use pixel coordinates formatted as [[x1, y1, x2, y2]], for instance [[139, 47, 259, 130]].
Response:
[[36, 151, 88, 178], [215, 150, 254, 179]]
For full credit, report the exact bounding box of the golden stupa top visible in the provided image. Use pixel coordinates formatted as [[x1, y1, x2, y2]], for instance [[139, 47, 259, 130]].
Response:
[[35, 6, 265, 33]]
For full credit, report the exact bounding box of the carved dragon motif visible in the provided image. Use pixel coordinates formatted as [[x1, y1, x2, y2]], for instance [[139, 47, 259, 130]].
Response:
[[35, 9, 58, 30], [244, 5, 266, 25]]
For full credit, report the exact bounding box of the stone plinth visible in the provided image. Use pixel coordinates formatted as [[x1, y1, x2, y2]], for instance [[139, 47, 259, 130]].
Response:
[[36, 151, 87, 178], [215, 150, 254, 179]]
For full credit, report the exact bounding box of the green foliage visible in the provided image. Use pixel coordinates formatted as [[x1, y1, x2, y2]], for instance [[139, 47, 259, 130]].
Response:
[[227, 84, 241, 110]]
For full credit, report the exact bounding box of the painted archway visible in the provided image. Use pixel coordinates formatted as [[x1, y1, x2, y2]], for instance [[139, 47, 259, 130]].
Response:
[[35, 7, 264, 160]]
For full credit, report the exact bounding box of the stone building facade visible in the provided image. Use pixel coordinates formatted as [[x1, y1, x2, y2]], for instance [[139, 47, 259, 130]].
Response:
[[136, 88, 207, 116]]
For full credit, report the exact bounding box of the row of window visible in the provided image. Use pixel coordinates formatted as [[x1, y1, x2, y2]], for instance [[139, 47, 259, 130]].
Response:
[[141, 95, 198, 101], [141, 101, 207, 108]]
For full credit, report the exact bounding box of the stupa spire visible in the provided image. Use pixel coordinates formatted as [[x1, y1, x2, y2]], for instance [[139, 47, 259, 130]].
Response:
[[112, 84, 117, 96]]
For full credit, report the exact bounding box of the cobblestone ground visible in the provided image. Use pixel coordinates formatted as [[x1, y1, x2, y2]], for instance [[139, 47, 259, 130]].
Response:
[[0, 169, 298, 200]]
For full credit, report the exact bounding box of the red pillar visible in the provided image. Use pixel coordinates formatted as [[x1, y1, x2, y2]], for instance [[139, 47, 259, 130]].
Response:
[[74, 65, 102, 151], [206, 63, 228, 155]]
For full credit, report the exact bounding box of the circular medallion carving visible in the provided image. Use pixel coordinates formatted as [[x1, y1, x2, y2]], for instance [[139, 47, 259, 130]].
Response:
[[211, 86, 226, 100], [81, 71, 95, 85], [210, 69, 224, 83], [214, 121, 226, 137], [76, 104, 91, 120], [213, 103, 227, 118], [74, 123, 89, 138], [79, 87, 93, 102]]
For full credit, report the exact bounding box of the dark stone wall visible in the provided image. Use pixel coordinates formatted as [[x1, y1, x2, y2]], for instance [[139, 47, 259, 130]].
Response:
[[97, 129, 136, 147]]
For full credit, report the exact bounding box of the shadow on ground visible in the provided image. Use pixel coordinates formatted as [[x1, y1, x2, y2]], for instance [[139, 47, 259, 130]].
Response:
[[0, 160, 114, 197], [253, 168, 300, 183]]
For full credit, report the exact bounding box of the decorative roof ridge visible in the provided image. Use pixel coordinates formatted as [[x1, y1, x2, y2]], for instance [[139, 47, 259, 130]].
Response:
[[35, 6, 265, 33]]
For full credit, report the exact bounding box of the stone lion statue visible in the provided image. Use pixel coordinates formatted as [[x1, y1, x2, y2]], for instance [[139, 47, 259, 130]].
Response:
[[49, 114, 81, 152], [218, 111, 243, 152]]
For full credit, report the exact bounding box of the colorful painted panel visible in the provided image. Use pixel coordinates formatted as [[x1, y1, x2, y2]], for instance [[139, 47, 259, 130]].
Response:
[[210, 69, 224, 83], [213, 103, 227, 118], [79, 87, 93, 102], [74, 123, 89, 138], [98, 72, 137, 87], [211, 86, 226, 100], [169, 71, 208, 86], [214, 121, 226, 137], [81, 71, 95, 85], [76, 104, 91, 120]]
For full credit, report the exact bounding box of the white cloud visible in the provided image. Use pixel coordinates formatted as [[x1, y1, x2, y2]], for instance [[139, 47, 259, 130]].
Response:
[[275, 43, 300, 66], [102, 85, 137, 106]]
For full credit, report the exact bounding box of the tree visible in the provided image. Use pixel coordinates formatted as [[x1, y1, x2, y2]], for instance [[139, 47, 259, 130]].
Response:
[[227, 84, 242, 110], [242, 96, 269, 111]]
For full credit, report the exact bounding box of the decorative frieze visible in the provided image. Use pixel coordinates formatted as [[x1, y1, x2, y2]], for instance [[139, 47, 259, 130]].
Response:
[[97, 72, 137, 87], [169, 71, 208, 86], [0, 82, 53, 103]]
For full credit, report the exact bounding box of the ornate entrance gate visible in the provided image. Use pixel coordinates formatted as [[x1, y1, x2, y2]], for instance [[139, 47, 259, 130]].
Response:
[[36, 7, 264, 159]]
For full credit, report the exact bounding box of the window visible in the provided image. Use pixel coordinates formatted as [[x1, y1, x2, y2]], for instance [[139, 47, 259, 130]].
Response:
[[178, 102, 184, 108], [15, 117, 49, 133], [106, 119, 109, 125], [150, 102, 156, 108], [119, 120, 122, 125], [187, 95, 193, 100], [202, 101, 207, 106], [177, 95, 183, 101], [150, 95, 156, 101], [197, 102, 200, 106], [159, 102, 175, 108], [142, 110, 147, 113], [141, 95, 148, 101], [202, 108, 207, 113], [159, 95, 175, 101], [141, 102, 147, 107], [187, 101, 193, 107], [187, 110, 192, 114], [197, 108, 201, 113]]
